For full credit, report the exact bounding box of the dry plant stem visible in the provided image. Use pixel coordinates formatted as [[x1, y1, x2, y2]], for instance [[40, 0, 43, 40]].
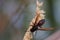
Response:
[[23, 16, 37, 40], [23, 0, 45, 40], [23, 0, 54, 40], [23, 13, 42, 40], [23, 26, 33, 40]]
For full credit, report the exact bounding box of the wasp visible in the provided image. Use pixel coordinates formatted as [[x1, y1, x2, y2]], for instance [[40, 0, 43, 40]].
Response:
[[30, 19, 45, 32], [30, 15, 54, 32]]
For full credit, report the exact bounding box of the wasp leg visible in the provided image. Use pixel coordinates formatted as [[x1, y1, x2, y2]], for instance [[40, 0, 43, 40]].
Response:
[[38, 27, 54, 31]]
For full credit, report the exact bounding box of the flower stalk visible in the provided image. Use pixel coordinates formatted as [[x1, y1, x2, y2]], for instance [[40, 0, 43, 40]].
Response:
[[23, 0, 54, 40]]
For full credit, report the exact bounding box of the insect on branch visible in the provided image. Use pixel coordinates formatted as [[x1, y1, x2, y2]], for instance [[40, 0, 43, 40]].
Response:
[[23, 0, 54, 40]]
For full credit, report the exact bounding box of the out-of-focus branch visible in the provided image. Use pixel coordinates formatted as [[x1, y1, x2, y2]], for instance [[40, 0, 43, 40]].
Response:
[[7, 3, 26, 28], [45, 30, 60, 40], [23, 22, 33, 40]]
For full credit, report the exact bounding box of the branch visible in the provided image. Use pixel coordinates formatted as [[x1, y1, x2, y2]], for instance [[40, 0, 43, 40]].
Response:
[[45, 30, 60, 40], [23, 18, 35, 40]]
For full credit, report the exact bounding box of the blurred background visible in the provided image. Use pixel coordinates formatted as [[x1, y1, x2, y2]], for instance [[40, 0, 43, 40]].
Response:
[[0, 0, 60, 40]]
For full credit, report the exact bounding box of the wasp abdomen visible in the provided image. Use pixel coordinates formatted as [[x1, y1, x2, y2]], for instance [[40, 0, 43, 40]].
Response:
[[30, 26, 38, 32]]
